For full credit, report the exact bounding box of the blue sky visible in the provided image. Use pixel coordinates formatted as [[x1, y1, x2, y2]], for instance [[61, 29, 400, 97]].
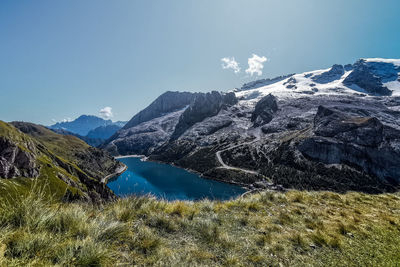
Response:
[[1, 0, 399, 124]]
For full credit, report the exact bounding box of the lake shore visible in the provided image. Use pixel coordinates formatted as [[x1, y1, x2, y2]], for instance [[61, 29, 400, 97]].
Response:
[[101, 164, 128, 184]]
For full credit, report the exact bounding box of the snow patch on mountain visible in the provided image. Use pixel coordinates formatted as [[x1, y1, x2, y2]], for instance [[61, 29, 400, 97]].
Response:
[[235, 58, 400, 103], [363, 58, 400, 67]]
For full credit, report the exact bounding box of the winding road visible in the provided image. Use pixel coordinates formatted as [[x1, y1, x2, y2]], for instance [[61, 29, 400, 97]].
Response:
[[215, 131, 261, 175], [101, 164, 127, 184]]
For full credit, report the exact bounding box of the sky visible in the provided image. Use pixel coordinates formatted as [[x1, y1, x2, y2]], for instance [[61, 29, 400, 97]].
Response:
[[0, 0, 399, 125]]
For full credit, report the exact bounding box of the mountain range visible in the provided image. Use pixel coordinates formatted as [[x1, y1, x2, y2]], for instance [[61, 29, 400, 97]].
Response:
[[102, 58, 400, 193], [49, 115, 127, 146]]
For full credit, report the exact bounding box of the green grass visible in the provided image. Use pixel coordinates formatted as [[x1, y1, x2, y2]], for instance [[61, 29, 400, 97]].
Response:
[[0, 188, 399, 266], [0, 121, 120, 202]]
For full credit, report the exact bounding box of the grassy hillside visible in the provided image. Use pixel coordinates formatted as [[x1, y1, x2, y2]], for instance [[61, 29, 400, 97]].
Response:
[[0, 121, 122, 202], [0, 188, 398, 266]]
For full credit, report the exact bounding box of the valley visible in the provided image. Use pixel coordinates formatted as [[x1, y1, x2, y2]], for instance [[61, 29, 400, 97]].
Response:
[[1, 58, 399, 267], [103, 58, 400, 194]]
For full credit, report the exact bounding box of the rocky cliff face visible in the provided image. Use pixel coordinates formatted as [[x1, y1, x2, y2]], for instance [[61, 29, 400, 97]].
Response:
[[104, 91, 237, 155], [251, 94, 278, 127], [171, 91, 237, 139], [298, 106, 400, 183], [0, 121, 123, 202], [0, 137, 39, 178], [312, 64, 345, 84], [104, 58, 400, 193], [343, 59, 395, 96]]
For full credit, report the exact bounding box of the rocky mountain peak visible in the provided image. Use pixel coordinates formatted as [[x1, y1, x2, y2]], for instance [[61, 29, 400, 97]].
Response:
[[311, 64, 345, 84], [171, 91, 238, 140], [343, 59, 393, 96], [122, 91, 199, 130]]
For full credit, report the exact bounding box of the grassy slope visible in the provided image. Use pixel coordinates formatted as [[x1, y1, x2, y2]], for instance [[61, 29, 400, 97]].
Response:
[[0, 121, 80, 200], [0, 189, 398, 266], [0, 121, 117, 201]]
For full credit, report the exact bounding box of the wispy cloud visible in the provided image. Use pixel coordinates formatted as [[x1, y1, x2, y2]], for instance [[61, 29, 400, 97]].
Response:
[[245, 54, 268, 76], [99, 106, 113, 119], [221, 57, 241, 73]]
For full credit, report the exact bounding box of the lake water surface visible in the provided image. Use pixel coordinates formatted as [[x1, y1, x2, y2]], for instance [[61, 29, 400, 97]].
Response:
[[107, 157, 246, 201]]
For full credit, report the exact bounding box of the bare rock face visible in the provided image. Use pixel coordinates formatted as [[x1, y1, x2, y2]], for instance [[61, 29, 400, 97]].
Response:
[[343, 59, 393, 96], [312, 64, 345, 84], [313, 106, 383, 147], [171, 91, 237, 139], [0, 137, 39, 178], [251, 94, 278, 127], [298, 106, 400, 183]]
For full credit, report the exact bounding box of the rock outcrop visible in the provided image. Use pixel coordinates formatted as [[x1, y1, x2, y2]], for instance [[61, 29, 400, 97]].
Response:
[[313, 106, 383, 146], [343, 59, 393, 96], [0, 137, 39, 178], [251, 94, 278, 127], [312, 64, 345, 84], [298, 106, 400, 183], [171, 91, 237, 139]]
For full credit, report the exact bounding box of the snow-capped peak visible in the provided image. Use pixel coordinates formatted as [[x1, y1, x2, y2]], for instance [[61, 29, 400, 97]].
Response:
[[235, 58, 400, 103]]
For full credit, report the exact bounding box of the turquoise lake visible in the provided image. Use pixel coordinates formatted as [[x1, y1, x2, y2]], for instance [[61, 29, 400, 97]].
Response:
[[107, 157, 246, 201]]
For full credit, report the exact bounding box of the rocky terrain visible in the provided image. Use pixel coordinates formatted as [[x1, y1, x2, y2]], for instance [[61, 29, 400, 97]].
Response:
[[104, 58, 400, 193], [0, 121, 124, 201]]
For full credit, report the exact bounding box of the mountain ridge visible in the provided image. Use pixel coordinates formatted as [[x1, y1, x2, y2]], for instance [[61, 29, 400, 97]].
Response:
[[104, 58, 400, 193], [0, 120, 124, 202]]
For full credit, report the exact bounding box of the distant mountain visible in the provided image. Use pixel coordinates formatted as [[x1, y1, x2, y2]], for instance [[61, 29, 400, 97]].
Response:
[[49, 115, 127, 146], [104, 58, 400, 193], [113, 121, 127, 128], [51, 122, 126, 147], [87, 124, 124, 140], [51, 128, 105, 147], [49, 115, 113, 136]]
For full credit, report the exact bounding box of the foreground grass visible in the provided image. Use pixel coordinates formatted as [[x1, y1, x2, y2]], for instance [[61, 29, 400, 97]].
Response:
[[0, 188, 399, 266]]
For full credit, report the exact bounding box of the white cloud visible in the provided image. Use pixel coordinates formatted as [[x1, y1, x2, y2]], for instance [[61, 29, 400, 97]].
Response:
[[221, 57, 241, 73], [99, 107, 113, 119], [245, 54, 268, 76]]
